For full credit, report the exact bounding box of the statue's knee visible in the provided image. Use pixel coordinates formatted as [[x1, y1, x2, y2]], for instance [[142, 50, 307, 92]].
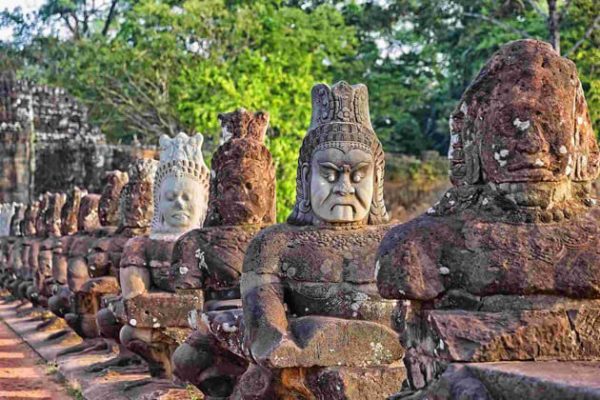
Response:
[[172, 341, 212, 383], [97, 308, 121, 339], [119, 324, 136, 347]]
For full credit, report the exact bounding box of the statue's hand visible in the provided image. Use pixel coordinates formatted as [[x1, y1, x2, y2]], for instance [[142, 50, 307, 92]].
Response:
[[251, 336, 302, 369]]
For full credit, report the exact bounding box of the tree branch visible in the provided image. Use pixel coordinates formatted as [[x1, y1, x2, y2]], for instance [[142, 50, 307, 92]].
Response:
[[564, 14, 600, 57], [558, 0, 574, 23], [102, 0, 119, 36], [525, 0, 547, 18], [463, 12, 532, 38]]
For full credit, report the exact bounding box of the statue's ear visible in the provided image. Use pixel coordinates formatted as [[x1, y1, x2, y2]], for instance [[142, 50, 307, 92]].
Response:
[[301, 162, 310, 202]]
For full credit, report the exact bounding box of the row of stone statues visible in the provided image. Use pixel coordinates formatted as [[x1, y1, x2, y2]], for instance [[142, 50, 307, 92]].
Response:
[[0, 39, 598, 400]]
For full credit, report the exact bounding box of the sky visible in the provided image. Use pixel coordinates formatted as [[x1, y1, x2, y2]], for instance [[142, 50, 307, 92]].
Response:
[[0, 0, 45, 40]]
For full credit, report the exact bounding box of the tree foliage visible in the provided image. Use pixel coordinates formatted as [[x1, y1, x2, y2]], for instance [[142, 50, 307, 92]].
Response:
[[1, 0, 598, 220]]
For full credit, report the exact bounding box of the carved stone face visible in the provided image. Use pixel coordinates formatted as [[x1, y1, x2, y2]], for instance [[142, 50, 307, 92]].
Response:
[[307, 144, 374, 223], [215, 159, 272, 225], [158, 176, 207, 232], [38, 249, 53, 279], [480, 102, 572, 185], [122, 180, 153, 228]]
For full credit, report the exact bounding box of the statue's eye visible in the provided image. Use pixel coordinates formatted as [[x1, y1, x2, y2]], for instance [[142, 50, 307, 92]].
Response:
[[319, 166, 338, 183], [352, 172, 363, 183]]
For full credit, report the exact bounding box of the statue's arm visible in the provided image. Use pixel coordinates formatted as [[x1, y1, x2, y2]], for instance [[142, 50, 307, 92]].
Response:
[[241, 230, 300, 367], [376, 220, 445, 300], [119, 238, 151, 299]]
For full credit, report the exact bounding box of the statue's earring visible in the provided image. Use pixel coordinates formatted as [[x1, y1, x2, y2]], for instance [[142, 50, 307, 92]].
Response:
[[299, 163, 311, 213]]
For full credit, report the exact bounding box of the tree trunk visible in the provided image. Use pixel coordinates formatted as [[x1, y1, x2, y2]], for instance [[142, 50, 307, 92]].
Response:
[[547, 0, 560, 54]]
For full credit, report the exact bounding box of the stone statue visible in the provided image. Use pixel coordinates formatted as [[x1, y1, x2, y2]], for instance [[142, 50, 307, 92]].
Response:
[[22, 194, 50, 303], [9, 201, 39, 298], [64, 170, 128, 338], [0, 203, 24, 288], [77, 159, 157, 370], [238, 82, 404, 399], [48, 192, 100, 320], [118, 132, 209, 378], [376, 39, 600, 395], [47, 187, 87, 318], [170, 109, 276, 397], [36, 192, 67, 307]]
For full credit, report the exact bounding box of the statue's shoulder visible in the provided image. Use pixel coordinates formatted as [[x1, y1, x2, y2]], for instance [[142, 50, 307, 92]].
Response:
[[243, 224, 296, 274]]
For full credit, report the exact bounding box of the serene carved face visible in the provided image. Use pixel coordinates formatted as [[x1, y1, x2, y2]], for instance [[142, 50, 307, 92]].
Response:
[[216, 159, 271, 224], [158, 176, 207, 231], [308, 144, 374, 223]]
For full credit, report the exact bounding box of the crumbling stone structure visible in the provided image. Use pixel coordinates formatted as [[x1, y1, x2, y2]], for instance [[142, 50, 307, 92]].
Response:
[[170, 109, 277, 397], [236, 82, 404, 399], [0, 74, 157, 204], [376, 39, 600, 397]]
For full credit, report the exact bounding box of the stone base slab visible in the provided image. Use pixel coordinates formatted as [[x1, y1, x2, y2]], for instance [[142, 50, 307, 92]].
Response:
[[400, 361, 600, 400], [0, 298, 203, 400]]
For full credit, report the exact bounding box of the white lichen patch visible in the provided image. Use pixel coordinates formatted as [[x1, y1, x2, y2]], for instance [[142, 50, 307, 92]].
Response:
[[222, 322, 238, 333], [129, 318, 137, 327], [559, 145, 568, 155], [153, 322, 161, 328], [499, 149, 509, 157], [482, 198, 489, 206], [577, 116, 583, 125], [534, 159, 544, 167], [513, 118, 530, 131], [566, 166, 572, 176], [439, 267, 450, 275], [179, 266, 189, 275]]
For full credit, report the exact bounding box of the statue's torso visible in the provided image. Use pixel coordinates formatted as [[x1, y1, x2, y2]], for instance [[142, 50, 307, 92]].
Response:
[[379, 207, 600, 300], [256, 224, 396, 327]]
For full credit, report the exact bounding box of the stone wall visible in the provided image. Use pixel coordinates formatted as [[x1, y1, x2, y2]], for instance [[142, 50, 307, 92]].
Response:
[[0, 74, 157, 201]]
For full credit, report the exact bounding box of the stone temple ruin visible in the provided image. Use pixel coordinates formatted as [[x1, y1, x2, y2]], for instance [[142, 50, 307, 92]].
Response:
[[0, 72, 155, 203], [0, 40, 599, 400]]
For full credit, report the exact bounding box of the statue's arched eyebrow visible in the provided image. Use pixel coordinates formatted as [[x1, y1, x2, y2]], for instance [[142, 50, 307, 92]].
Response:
[[351, 161, 371, 172], [318, 162, 341, 171]]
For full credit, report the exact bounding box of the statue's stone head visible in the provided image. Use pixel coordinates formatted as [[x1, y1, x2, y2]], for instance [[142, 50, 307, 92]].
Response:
[[98, 170, 129, 227], [448, 39, 599, 209], [61, 187, 86, 236], [77, 194, 101, 233], [23, 201, 41, 236], [206, 109, 276, 226], [10, 203, 25, 237], [119, 158, 157, 229], [36, 193, 51, 237], [288, 81, 388, 226], [44, 193, 67, 237], [152, 133, 210, 236]]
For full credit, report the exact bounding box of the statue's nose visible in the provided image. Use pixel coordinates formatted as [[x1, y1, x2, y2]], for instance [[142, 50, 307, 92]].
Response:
[[516, 124, 548, 155], [334, 174, 355, 196]]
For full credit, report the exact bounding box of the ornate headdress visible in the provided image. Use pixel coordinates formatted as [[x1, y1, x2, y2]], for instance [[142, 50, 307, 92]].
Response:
[[77, 194, 101, 233], [23, 201, 40, 236], [35, 193, 51, 237], [61, 187, 87, 236], [10, 203, 25, 237], [119, 158, 158, 230], [206, 109, 276, 226], [152, 132, 210, 232], [288, 81, 388, 226], [44, 193, 67, 237], [98, 170, 129, 227]]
